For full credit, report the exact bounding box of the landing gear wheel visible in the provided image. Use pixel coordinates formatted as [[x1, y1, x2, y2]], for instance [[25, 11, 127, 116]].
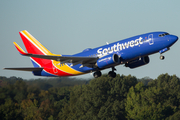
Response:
[[108, 71, 116, 78], [93, 71, 102, 78], [160, 55, 165, 60]]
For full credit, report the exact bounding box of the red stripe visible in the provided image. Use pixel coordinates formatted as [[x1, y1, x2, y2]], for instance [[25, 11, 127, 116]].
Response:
[[19, 32, 74, 76], [19, 32, 51, 67]]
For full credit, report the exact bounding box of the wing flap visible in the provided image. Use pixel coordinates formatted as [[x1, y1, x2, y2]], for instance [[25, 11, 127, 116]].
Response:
[[4, 67, 43, 71]]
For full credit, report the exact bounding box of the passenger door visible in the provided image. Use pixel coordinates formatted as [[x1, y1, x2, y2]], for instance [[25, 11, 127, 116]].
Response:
[[148, 34, 154, 45]]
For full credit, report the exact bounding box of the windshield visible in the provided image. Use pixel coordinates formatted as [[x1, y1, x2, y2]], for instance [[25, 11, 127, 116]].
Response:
[[159, 33, 169, 37]]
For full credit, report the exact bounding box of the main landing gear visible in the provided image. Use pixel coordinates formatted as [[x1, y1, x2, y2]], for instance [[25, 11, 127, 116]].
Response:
[[93, 67, 117, 78], [108, 67, 116, 78], [93, 71, 102, 78]]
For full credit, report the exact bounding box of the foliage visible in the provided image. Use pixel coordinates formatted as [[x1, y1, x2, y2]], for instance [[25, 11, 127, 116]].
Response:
[[59, 74, 137, 120], [0, 73, 180, 119], [126, 73, 180, 120]]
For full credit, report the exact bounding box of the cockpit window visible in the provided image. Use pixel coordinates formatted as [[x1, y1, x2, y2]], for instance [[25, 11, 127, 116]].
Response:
[[159, 33, 170, 37]]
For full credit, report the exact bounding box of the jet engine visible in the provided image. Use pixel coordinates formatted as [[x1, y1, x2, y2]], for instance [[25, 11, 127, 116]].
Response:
[[125, 56, 149, 69], [96, 54, 119, 68]]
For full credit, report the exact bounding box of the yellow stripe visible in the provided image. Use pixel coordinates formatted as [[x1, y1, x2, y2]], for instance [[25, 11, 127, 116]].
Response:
[[53, 60, 84, 75], [21, 30, 53, 55], [22, 30, 83, 75], [13, 42, 26, 53]]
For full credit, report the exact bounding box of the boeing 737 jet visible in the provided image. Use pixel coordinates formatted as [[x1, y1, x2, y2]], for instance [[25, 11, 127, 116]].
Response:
[[4, 30, 178, 78]]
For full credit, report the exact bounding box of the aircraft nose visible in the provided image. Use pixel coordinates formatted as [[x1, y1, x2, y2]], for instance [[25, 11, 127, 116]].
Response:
[[170, 35, 178, 43]]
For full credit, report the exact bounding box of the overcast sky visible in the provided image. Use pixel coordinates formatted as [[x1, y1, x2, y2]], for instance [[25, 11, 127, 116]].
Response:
[[1, 0, 180, 80]]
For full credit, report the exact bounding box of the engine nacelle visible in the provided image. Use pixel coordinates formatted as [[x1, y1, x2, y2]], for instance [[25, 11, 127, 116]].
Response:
[[96, 54, 119, 68], [125, 56, 149, 69]]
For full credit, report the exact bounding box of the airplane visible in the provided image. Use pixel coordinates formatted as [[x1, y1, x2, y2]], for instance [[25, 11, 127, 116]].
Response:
[[4, 30, 178, 78]]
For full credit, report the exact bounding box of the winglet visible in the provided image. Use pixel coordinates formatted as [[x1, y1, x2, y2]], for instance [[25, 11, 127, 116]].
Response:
[[13, 42, 28, 55]]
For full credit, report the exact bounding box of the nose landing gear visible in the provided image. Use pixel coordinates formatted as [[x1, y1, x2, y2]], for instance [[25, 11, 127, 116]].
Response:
[[159, 48, 169, 60], [160, 55, 165, 60]]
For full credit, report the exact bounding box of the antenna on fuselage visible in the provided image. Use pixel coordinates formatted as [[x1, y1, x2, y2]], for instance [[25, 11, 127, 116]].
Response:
[[106, 42, 109, 45]]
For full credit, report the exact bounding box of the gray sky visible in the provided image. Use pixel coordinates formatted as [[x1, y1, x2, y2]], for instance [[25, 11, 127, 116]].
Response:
[[1, 0, 180, 80]]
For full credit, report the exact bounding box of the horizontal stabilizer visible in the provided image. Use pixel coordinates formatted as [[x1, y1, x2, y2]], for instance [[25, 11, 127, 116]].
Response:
[[4, 67, 43, 71]]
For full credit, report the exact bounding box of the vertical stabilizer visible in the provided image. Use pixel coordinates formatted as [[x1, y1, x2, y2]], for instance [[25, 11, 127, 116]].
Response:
[[19, 30, 52, 67]]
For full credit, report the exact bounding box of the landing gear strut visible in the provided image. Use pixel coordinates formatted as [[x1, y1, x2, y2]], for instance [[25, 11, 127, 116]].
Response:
[[108, 67, 116, 78], [93, 71, 102, 78]]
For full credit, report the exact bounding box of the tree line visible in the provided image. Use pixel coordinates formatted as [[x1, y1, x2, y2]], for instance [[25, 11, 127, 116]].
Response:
[[0, 73, 180, 120]]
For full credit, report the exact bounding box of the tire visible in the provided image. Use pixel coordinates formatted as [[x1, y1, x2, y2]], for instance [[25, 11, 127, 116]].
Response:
[[93, 71, 102, 78], [108, 71, 116, 78], [160, 55, 165, 60]]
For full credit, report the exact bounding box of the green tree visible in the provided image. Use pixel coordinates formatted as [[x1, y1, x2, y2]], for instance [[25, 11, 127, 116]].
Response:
[[0, 98, 22, 120], [21, 99, 42, 120], [166, 111, 180, 120], [126, 74, 180, 120], [60, 74, 137, 120]]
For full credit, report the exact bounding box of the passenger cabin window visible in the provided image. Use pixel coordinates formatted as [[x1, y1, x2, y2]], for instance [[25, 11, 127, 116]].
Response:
[[159, 33, 170, 37]]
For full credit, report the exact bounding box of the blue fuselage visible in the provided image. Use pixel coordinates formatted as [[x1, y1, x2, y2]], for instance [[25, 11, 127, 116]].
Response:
[[68, 32, 178, 73]]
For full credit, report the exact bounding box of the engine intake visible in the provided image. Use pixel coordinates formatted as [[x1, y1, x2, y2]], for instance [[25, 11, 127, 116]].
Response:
[[125, 56, 149, 69], [96, 54, 119, 68]]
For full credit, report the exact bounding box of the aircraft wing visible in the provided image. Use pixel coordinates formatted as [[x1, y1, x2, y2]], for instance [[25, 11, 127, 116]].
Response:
[[24, 54, 98, 64], [14, 42, 98, 66]]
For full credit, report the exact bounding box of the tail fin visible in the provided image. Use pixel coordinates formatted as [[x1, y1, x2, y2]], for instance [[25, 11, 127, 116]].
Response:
[[19, 30, 53, 67], [19, 30, 52, 55]]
